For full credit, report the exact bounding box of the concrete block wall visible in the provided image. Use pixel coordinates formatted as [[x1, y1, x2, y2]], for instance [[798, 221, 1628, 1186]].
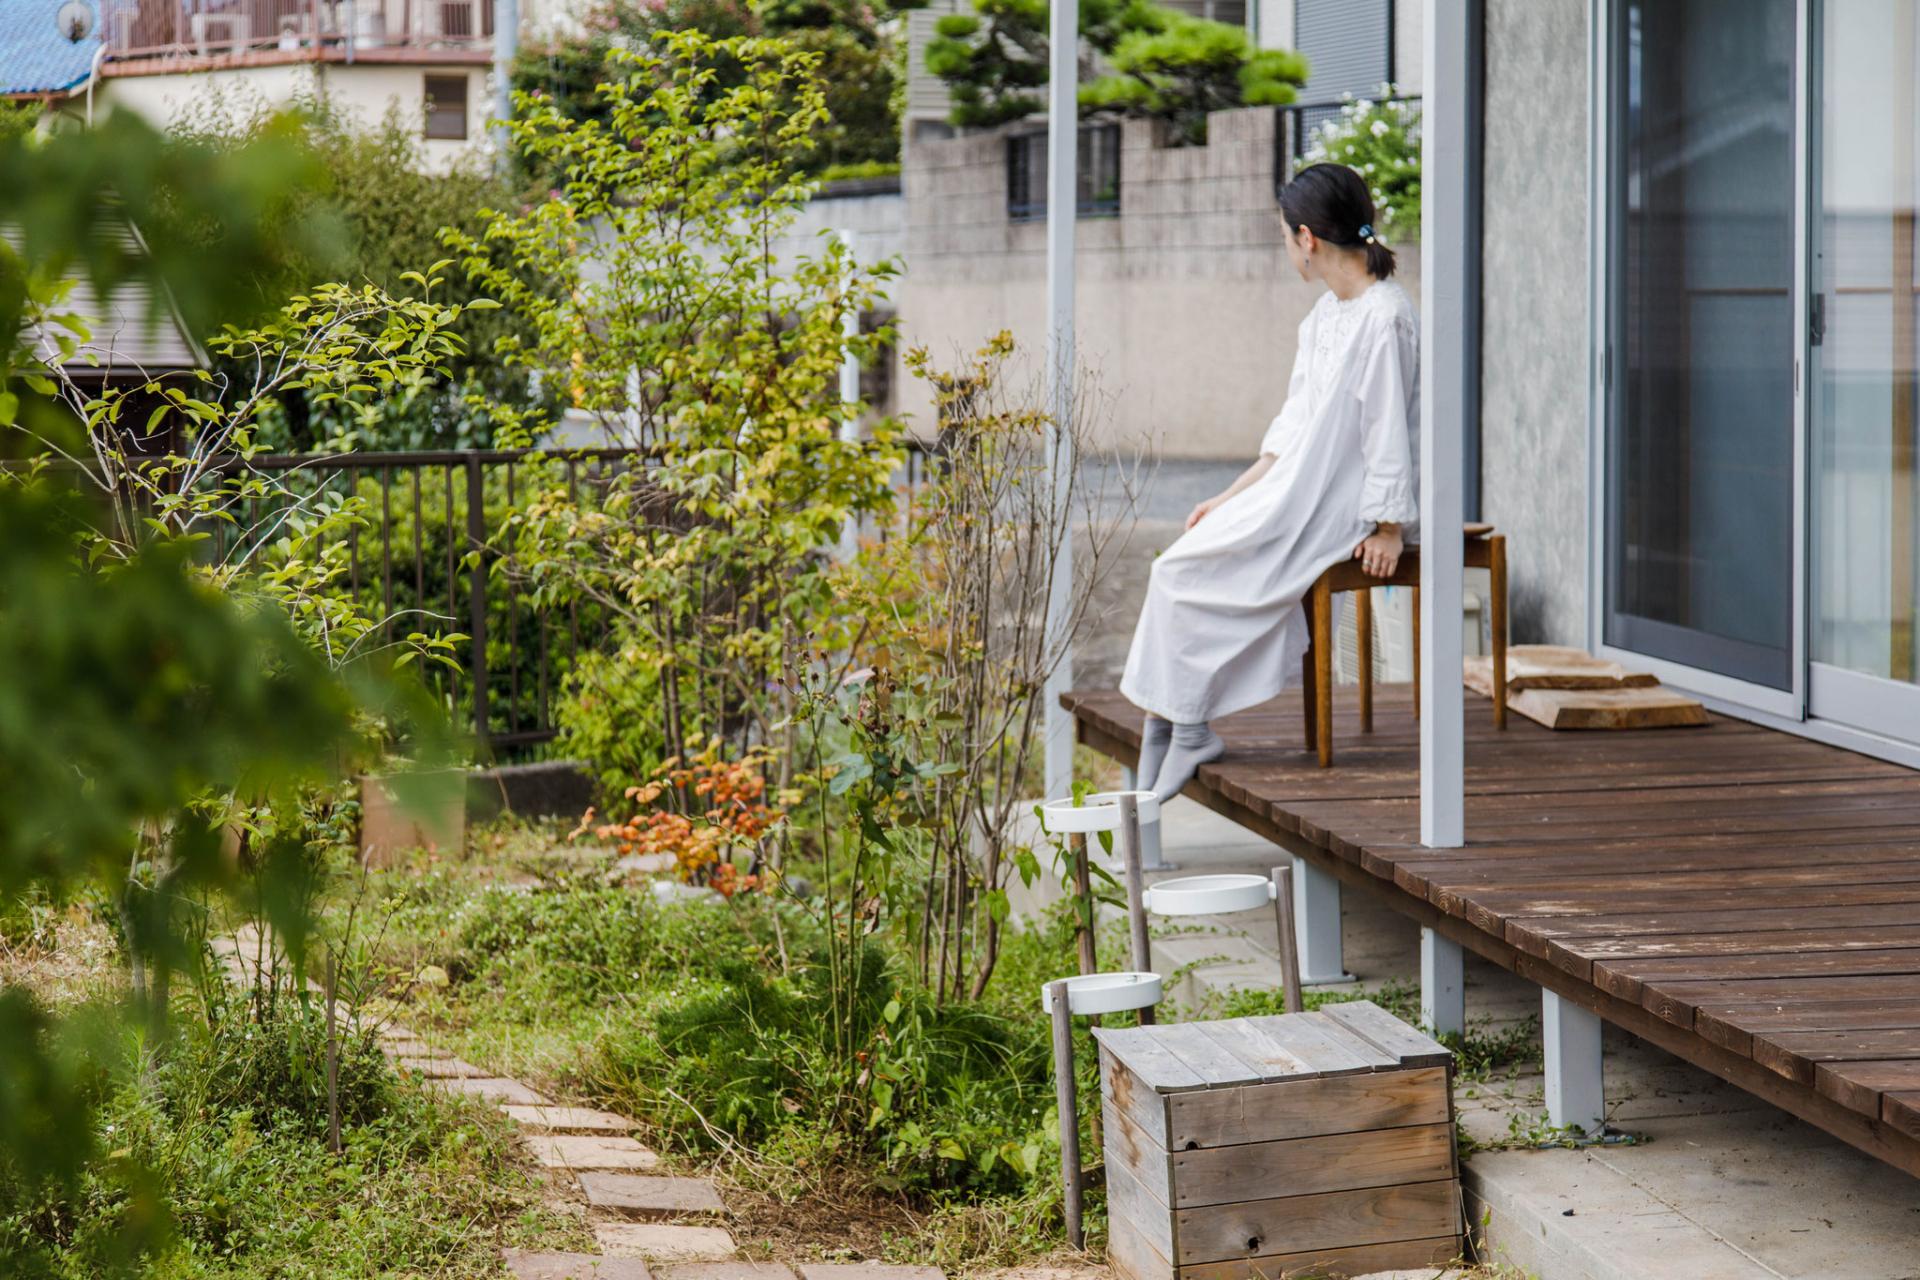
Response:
[[895, 109, 1422, 460]]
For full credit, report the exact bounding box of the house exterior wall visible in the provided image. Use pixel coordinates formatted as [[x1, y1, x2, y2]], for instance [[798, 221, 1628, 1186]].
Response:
[[92, 59, 493, 172], [896, 108, 1422, 458], [1477, 0, 1588, 645]]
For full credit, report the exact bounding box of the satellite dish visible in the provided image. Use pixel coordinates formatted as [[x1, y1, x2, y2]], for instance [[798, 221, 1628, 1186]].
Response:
[[57, 0, 97, 42]]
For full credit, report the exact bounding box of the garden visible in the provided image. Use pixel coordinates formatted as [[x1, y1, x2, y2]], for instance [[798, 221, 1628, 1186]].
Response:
[[0, 19, 1485, 1280]]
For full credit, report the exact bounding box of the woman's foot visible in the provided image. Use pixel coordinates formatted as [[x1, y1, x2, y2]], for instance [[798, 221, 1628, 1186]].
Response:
[[1136, 715, 1173, 792], [1152, 723, 1224, 801]]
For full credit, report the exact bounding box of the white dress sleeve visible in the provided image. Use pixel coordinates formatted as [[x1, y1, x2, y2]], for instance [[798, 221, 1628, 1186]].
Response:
[[1258, 309, 1316, 456], [1353, 312, 1419, 527]]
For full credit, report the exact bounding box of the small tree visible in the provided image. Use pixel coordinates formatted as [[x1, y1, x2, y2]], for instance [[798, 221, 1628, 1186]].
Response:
[[1082, 8, 1307, 144], [928, 0, 1305, 141], [449, 31, 901, 800]]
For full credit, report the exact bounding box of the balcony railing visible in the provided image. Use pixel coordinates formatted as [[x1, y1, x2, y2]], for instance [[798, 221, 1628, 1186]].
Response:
[[101, 0, 495, 61]]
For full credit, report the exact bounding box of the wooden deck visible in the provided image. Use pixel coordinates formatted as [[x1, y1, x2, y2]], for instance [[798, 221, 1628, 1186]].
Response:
[[1062, 685, 1920, 1178]]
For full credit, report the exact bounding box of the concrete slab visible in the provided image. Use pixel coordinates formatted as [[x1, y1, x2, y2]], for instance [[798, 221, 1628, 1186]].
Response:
[[655, 1266, 795, 1280], [578, 1173, 727, 1219], [594, 1224, 737, 1263], [504, 1105, 641, 1133], [394, 1055, 487, 1078], [797, 1266, 943, 1280], [426, 1075, 548, 1105], [505, 1249, 653, 1279], [524, 1134, 660, 1171]]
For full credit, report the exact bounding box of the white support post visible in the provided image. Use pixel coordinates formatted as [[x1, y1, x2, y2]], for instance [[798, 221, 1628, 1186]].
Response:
[[1419, 927, 1464, 1036], [836, 230, 862, 561], [1121, 766, 1170, 870], [491, 0, 519, 173], [1419, 0, 1467, 851], [1291, 856, 1352, 985], [1041, 0, 1079, 806], [1543, 990, 1606, 1137]]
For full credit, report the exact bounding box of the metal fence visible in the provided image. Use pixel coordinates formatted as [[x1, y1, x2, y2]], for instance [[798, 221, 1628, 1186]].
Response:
[[1007, 124, 1124, 222], [195, 443, 933, 756], [201, 448, 635, 753]]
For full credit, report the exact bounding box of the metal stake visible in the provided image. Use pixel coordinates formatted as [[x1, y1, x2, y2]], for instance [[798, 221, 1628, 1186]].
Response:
[[1270, 865, 1304, 1014], [1117, 793, 1154, 1025], [1047, 978, 1084, 1248]]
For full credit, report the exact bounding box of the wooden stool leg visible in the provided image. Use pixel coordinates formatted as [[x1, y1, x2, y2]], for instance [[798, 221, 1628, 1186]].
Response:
[[1412, 585, 1422, 722], [1313, 578, 1334, 767], [1490, 535, 1509, 730], [1302, 643, 1318, 752], [1357, 587, 1374, 733]]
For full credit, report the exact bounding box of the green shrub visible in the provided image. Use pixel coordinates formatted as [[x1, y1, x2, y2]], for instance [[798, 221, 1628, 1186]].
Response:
[[1303, 90, 1422, 236]]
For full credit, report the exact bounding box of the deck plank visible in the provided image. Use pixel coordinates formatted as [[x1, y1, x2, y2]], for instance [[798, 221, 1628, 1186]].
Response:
[[1063, 684, 1920, 1178]]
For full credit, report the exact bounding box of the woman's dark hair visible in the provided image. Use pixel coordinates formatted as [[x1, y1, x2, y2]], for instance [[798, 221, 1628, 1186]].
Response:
[[1278, 162, 1397, 280]]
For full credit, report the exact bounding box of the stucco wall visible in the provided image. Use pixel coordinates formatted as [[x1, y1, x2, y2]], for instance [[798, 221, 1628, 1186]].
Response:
[[1478, 0, 1588, 645], [896, 109, 1421, 459], [96, 60, 493, 173]]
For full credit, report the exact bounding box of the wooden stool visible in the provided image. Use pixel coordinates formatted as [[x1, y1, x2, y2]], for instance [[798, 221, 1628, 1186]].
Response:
[[1303, 524, 1507, 767]]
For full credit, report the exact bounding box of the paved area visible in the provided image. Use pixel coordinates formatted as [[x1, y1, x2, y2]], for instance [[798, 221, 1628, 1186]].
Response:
[[1036, 797, 1920, 1280]]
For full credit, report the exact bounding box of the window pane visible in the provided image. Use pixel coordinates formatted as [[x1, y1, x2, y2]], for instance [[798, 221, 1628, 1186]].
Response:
[[1813, 0, 1920, 687], [1608, 0, 1798, 689]]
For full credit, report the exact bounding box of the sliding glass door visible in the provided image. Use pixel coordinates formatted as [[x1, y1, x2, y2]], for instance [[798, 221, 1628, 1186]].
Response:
[[1808, 0, 1920, 740], [1603, 0, 1802, 698]]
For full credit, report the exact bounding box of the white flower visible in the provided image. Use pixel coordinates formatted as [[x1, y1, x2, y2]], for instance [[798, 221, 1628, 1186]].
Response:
[[1370, 119, 1390, 138], [1363, 162, 1376, 174], [1356, 99, 1375, 114]]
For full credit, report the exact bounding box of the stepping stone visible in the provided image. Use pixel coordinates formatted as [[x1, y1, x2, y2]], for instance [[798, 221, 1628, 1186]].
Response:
[[594, 1224, 737, 1263], [615, 852, 677, 874], [525, 1134, 660, 1171], [799, 1268, 943, 1280], [658, 1266, 794, 1280], [504, 1105, 640, 1134], [505, 1250, 653, 1279], [578, 1173, 725, 1219], [395, 1056, 486, 1078], [428, 1076, 548, 1105]]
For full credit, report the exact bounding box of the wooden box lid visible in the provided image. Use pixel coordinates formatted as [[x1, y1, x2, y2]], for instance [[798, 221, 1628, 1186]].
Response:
[[1092, 1001, 1450, 1094]]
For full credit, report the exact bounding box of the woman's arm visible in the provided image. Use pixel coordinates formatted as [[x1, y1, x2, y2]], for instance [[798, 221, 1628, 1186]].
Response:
[[1186, 453, 1277, 529]]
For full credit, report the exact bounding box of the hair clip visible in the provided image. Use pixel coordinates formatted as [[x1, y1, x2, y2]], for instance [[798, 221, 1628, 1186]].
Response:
[[1358, 223, 1377, 244]]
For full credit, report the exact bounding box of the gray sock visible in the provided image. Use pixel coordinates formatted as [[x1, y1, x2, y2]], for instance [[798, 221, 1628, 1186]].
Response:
[[1136, 715, 1173, 792], [1152, 722, 1224, 801]]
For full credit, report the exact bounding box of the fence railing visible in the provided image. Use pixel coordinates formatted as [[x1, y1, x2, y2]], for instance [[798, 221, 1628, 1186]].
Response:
[[1007, 124, 1123, 222], [1273, 94, 1422, 195], [100, 0, 495, 61], [191, 443, 933, 756]]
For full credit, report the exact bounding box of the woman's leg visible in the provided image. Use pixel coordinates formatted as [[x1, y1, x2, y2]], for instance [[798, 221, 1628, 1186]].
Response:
[[1151, 721, 1224, 801], [1136, 715, 1173, 792]]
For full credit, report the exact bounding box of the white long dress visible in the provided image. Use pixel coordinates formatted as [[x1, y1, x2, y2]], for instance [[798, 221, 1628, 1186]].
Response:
[[1119, 280, 1420, 725]]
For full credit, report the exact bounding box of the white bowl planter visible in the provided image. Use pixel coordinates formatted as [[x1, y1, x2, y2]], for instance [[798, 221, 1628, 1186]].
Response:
[[1039, 789, 1161, 833], [1040, 971, 1163, 1016], [1143, 873, 1276, 917]]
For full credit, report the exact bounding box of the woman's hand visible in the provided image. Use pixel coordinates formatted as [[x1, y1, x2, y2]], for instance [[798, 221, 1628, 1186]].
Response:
[[1354, 523, 1404, 578], [1186, 495, 1227, 530]]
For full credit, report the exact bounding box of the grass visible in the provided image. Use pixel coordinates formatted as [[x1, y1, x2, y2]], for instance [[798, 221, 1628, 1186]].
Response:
[[0, 888, 586, 1278], [318, 826, 1098, 1273]]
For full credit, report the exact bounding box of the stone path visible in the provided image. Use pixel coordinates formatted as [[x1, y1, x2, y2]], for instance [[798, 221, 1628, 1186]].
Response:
[[368, 1022, 946, 1280]]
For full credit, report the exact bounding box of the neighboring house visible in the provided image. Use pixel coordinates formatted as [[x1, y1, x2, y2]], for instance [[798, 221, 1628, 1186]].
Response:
[[0, 0, 547, 170]]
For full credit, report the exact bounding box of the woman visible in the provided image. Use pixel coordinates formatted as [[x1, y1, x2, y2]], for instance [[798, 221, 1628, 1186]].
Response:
[[1122, 163, 1419, 800]]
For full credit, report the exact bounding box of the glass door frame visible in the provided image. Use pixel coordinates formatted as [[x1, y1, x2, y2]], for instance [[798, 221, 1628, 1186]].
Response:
[[1585, 0, 1812, 724], [1804, 0, 1920, 746]]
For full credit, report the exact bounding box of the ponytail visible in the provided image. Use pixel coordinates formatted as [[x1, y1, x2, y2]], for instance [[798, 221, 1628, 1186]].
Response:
[[1279, 163, 1398, 280]]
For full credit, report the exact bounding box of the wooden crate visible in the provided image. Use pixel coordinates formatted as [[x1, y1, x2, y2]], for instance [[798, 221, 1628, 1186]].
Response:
[[1096, 1001, 1462, 1280]]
